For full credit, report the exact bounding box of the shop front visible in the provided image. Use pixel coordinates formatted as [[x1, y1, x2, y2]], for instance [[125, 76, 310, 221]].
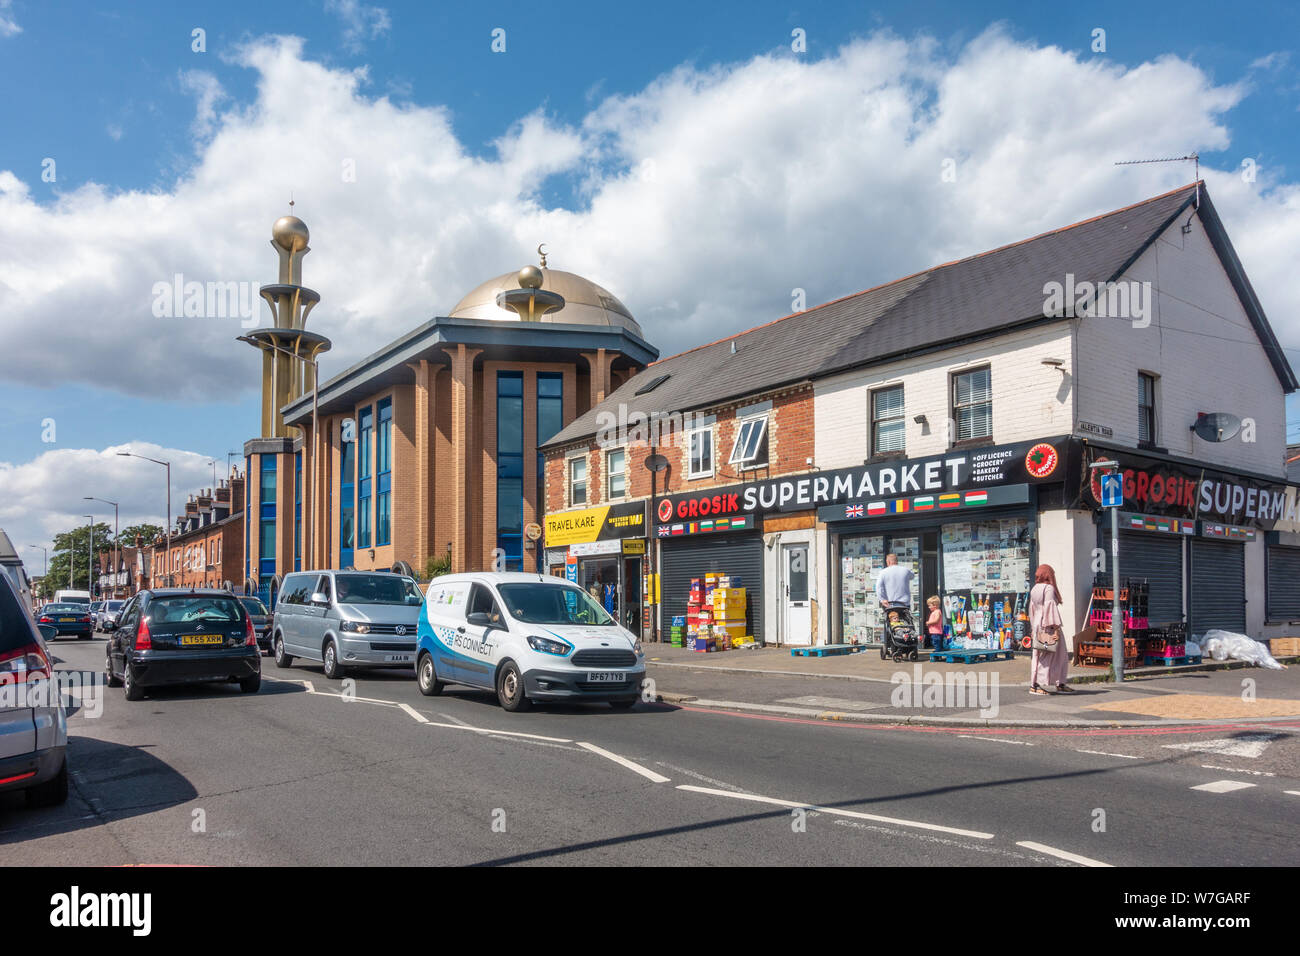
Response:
[[543, 501, 648, 636], [1077, 442, 1300, 638], [818, 439, 1071, 649]]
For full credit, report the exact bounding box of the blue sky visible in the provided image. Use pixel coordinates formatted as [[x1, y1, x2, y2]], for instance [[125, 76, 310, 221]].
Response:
[[2, 0, 1299, 552]]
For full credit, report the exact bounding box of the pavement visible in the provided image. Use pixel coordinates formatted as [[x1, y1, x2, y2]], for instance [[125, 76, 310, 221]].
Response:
[[643, 642, 1300, 727]]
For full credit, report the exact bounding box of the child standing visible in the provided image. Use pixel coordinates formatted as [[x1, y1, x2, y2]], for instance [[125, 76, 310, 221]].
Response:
[[926, 595, 944, 652]]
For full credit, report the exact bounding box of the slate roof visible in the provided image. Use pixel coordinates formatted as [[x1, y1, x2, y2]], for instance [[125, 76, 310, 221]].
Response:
[[544, 183, 1297, 449]]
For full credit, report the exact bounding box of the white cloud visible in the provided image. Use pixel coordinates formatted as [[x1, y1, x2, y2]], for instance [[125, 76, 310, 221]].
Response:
[[0, 27, 1296, 408], [0, 0, 20, 38], [325, 0, 390, 54], [0, 442, 235, 565]]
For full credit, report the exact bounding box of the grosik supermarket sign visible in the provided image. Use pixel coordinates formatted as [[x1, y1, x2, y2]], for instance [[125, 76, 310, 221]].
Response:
[[654, 438, 1068, 525], [1081, 449, 1300, 530]]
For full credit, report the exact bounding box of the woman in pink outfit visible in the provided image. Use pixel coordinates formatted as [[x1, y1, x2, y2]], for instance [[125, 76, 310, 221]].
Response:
[[1028, 564, 1071, 695]]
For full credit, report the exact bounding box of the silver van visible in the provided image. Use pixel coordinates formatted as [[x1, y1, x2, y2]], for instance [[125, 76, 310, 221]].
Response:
[[271, 571, 424, 679]]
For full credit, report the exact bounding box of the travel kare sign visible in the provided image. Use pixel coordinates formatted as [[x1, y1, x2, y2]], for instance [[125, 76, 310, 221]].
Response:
[[544, 501, 647, 546], [654, 437, 1070, 535]]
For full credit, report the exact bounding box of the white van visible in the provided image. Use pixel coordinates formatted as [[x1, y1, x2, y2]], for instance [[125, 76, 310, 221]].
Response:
[[416, 572, 646, 711], [53, 590, 90, 605]]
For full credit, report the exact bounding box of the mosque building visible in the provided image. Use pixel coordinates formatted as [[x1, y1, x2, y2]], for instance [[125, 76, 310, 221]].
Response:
[[240, 216, 657, 615]]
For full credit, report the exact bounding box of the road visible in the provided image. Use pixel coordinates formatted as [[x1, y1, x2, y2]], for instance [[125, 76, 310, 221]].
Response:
[[3, 636, 1297, 866]]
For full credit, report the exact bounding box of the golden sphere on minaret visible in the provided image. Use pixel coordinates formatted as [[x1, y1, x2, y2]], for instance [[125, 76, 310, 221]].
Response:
[[517, 265, 544, 289], [272, 216, 310, 252]]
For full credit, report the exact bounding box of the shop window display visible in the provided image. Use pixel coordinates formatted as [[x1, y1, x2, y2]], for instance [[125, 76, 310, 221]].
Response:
[[940, 519, 1032, 649], [839, 518, 1031, 648]]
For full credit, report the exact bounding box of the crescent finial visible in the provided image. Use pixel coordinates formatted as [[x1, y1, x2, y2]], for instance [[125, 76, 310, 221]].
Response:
[[537, 243, 548, 268]]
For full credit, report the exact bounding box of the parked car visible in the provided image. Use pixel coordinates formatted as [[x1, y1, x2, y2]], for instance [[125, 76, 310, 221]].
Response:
[[271, 570, 423, 678], [104, 589, 261, 700], [0, 570, 68, 807], [416, 572, 645, 711], [95, 600, 125, 632], [36, 603, 93, 639], [238, 596, 272, 652]]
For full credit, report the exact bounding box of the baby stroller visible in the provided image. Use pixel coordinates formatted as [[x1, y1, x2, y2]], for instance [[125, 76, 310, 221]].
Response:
[[879, 602, 919, 662]]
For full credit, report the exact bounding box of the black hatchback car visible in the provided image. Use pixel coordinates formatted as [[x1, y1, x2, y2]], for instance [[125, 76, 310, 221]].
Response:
[[104, 589, 261, 700], [237, 596, 272, 653]]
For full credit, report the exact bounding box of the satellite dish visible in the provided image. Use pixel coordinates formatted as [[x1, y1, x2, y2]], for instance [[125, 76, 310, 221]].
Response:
[[1192, 412, 1241, 443], [644, 453, 670, 473], [391, 561, 415, 577]]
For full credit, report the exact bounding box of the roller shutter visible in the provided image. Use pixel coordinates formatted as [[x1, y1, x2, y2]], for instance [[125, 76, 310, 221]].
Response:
[[1266, 546, 1300, 620], [1190, 539, 1246, 634], [660, 534, 764, 639], [1102, 529, 1184, 626]]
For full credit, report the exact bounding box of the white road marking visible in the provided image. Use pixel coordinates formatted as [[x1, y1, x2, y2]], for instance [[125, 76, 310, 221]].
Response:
[[398, 703, 429, 723], [1016, 841, 1113, 867], [1163, 734, 1280, 759], [676, 784, 995, 840], [578, 742, 671, 783], [1199, 764, 1275, 777], [958, 735, 1034, 746], [1075, 749, 1141, 759], [269, 676, 571, 742], [1190, 780, 1257, 793], [1285, 791, 1300, 796], [655, 761, 753, 794]]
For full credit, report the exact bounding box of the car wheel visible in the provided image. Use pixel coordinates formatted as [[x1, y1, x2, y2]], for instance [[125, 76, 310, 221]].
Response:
[[608, 697, 637, 710], [496, 661, 530, 712], [417, 653, 444, 696], [123, 664, 144, 701], [322, 641, 344, 680], [105, 654, 122, 688], [239, 673, 261, 694], [25, 758, 68, 808], [273, 633, 293, 668]]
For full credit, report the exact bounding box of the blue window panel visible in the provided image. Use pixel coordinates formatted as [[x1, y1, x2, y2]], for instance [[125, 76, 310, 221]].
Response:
[[378, 472, 391, 494], [261, 503, 276, 521]]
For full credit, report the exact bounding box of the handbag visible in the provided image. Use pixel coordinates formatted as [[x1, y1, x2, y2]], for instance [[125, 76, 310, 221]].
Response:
[[1031, 584, 1064, 651]]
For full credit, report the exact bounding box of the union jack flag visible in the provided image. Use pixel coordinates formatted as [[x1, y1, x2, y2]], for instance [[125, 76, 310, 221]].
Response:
[[845, 504, 864, 518], [657, 525, 671, 537]]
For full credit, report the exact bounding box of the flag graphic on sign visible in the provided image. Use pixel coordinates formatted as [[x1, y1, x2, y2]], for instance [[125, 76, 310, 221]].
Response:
[[658, 525, 671, 537], [938, 494, 962, 509], [913, 496, 934, 511], [891, 498, 910, 513], [867, 501, 887, 515], [964, 491, 988, 505], [845, 504, 864, 518]]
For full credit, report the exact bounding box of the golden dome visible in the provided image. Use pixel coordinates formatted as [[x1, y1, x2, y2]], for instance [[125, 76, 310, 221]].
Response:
[[272, 216, 309, 252], [449, 268, 641, 337]]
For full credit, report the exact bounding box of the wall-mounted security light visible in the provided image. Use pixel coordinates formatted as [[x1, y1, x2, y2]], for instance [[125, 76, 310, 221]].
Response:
[[1041, 358, 1065, 367], [913, 414, 928, 425]]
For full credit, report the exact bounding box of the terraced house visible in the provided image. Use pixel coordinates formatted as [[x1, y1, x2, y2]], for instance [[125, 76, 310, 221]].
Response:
[[543, 184, 1300, 647]]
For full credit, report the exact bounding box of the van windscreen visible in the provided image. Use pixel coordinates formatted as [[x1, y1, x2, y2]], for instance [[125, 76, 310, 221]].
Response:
[[497, 584, 614, 626], [334, 575, 422, 606]]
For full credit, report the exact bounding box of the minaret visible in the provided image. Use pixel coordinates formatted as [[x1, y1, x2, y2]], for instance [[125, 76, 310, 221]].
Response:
[[241, 213, 332, 437], [496, 246, 566, 322]]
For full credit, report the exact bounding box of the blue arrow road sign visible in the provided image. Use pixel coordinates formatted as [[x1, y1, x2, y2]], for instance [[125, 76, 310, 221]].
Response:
[[1100, 473, 1123, 508]]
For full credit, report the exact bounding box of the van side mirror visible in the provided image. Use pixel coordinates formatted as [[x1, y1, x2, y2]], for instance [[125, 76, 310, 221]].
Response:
[[37, 623, 56, 642], [466, 611, 497, 629], [103, 619, 116, 632], [310, 592, 330, 606]]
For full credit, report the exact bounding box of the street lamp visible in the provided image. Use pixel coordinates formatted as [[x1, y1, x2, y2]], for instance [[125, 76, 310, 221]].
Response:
[[117, 451, 172, 586], [83, 515, 94, 597], [28, 545, 47, 600], [85, 497, 119, 598], [238, 335, 319, 569], [226, 451, 239, 481]]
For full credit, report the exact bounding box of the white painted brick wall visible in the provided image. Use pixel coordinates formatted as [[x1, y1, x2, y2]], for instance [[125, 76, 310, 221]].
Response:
[[1074, 216, 1288, 477], [815, 325, 1076, 466]]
